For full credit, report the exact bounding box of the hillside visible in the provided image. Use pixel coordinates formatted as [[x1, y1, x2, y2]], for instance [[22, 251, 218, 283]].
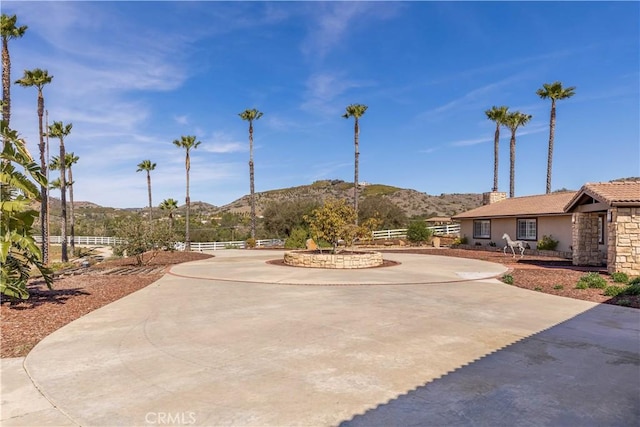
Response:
[[218, 180, 482, 218]]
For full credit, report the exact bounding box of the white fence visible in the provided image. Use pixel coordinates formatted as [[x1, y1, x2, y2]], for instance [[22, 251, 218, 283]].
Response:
[[39, 236, 284, 251], [34, 236, 124, 245], [371, 224, 460, 240]]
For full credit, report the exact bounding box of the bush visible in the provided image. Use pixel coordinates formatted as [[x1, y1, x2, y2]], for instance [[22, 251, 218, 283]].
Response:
[[611, 272, 629, 284], [285, 227, 309, 249], [576, 272, 608, 289], [604, 286, 625, 297], [628, 277, 640, 286], [406, 221, 432, 245], [502, 274, 514, 285], [621, 284, 640, 296], [536, 235, 559, 251], [245, 238, 256, 249]]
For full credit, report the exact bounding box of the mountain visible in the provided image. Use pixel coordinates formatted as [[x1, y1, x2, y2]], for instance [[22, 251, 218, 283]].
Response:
[[218, 180, 482, 218]]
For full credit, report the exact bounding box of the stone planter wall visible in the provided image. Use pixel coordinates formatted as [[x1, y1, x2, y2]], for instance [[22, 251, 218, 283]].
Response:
[[284, 251, 383, 269]]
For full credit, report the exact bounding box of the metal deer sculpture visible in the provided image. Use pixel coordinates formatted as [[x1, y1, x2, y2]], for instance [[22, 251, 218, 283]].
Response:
[[502, 233, 525, 258]]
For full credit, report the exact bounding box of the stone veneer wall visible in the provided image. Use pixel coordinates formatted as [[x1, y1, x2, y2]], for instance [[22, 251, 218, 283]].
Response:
[[284, 251, 383, 269], [572, 212, 603, 267], [607, 207, 640, 276], [482, 191, 508, 205]]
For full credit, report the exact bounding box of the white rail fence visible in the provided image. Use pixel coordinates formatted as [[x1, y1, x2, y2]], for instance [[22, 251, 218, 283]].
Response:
[[371, 224, 460, 240], [38, 225, 459, 252]]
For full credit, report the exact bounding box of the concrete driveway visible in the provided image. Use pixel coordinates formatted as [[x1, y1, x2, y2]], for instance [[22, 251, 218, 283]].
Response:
[[2, 250, 639, 426]]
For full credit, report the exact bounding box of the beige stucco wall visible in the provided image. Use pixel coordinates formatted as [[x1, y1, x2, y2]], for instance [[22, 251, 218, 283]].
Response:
[[458, 215, 572, 251]]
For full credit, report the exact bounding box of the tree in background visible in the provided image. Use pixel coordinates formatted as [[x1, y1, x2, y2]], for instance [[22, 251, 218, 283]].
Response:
[[1, 14, 27, 127], [113, 216, 177, 266], [406, 221, 433, 245], [50, 152, 78, 254], [172, 135, 201, 251], [263, 199, 320, 238], [342, 104, 368, 224], [0, 121, 52, 299], [159, 198, 179, 231], [136, 160, 156, 225], [47, 121, 72, 262], [504, 111, 532, 198], [15, 68, 54, 263], [358, 195, 407, 229], [537, 81, 576, 193], [484, 105, 509, 192], [238, 108, 263, 240]]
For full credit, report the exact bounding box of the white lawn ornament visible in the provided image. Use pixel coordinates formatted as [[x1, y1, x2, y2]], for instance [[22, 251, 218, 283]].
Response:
[[502, 233, 525, 258]]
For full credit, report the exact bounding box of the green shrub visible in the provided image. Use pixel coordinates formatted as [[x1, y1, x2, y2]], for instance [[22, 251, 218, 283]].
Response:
[[616, 298, 632, 307], [245, 237, 256, 249], [284, 227, 309, 249], [611, 272, 629, 284], [575, 282, 588, 290], [502, 274, 514, 285], [536, 235, 559, 251], [604, 286, 625, 297], [406, 221, 433, 244], [576, 272, 608, 289], [628, 277, 640, 286], [621, 283, 640, 296]]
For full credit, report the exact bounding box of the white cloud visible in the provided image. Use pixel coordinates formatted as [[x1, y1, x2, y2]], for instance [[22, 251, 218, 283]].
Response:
[[301, 72, 375, 115]]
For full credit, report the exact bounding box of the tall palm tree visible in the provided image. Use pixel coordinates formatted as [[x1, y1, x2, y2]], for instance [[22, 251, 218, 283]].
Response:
[[15, 68, 54, 264], [159, 198, 179, 231], [485, 105, 509, 192], [504, 111, 532, 198], [1, 14, 27, 127], [50, 152, 78, 254], [172, 135, 201, 251], [238, 108, 263, 240], [342, 104, 368, 225], [47, 121, 72, 262], [536, 81, 576, 194], [136, 160, 156, 225]]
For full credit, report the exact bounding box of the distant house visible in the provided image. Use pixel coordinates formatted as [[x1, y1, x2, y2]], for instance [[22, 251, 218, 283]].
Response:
[[565, 181, 640, 275], [452, 181, 640, 275], [452, 191, 576, 252]]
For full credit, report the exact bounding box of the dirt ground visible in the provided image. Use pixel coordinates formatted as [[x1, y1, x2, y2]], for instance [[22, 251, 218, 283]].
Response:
[[1, 248, 637, 358]]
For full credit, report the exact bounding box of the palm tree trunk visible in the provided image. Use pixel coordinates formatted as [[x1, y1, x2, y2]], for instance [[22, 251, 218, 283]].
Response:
[[509, 131, 516, 198], [59, 138, 68, 262], [546, 99, 556, 194], [185, 152, 191, 251], [146, 171, 153, 224], [354, 118, 359, 226], [493, 123, 500, 192], [37, 91, 49, 264], [249, 121, 256, 240], [68, 166, 75, 255], [2, 38, 10, 126]]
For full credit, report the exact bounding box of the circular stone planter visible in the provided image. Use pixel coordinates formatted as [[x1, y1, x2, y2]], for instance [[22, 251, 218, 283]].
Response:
[[283, 250, 384, 269]]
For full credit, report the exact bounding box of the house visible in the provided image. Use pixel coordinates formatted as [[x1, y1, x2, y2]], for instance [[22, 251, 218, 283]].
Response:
[[565, 181, 640, 275], [452, 181, 640, 276], [452, 191, 576, 252]]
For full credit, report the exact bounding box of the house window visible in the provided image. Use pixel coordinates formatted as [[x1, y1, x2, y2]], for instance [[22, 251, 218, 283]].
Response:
[[516, 218, 537, 240], [473, 220, 491, 239], [598, 215, 605, 244]]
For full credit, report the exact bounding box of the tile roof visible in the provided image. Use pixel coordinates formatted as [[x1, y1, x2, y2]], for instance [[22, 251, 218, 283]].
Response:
[[453, 191, 576, 219], [565, 181, 640, 210]]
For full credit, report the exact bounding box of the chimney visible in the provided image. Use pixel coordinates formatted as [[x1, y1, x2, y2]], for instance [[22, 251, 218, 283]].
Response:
[[483, 191, 507, 205]]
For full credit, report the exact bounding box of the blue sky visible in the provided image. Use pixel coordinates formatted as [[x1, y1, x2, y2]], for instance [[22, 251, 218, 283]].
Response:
[[4, 1, 639, 208]]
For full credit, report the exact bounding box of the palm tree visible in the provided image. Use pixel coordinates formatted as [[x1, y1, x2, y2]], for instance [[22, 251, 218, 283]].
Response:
[[159, 198, 179, 231], [15, 68, 54, 264], [172, 135, 201, 251], [485, 105, 509, 192], [136, 160, 156, 225], [504, 111, 532, 198], [50, 152, 78, 254], [47, 121, 72, 262], [342, 104, 368, 225], [536, 81, 576, 193], [238, 108, 263, 240], [1, 14, 27, 127]]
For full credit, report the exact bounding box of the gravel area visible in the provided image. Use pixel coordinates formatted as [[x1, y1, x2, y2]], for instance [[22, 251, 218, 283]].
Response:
[[1, 248, 637, 358]]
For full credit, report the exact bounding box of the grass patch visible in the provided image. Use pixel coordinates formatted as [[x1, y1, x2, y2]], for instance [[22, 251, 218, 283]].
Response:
[[362, 184, 400, 196], [576, 272, 607, 289], [604, 286, 624, 297], [501, 274, 514, 285], [611, 272, 629, 284]]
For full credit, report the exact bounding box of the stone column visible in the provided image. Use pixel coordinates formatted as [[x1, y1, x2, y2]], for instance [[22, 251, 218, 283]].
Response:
[[608, 207, 640, 275], [572, 212, 602, 266]]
